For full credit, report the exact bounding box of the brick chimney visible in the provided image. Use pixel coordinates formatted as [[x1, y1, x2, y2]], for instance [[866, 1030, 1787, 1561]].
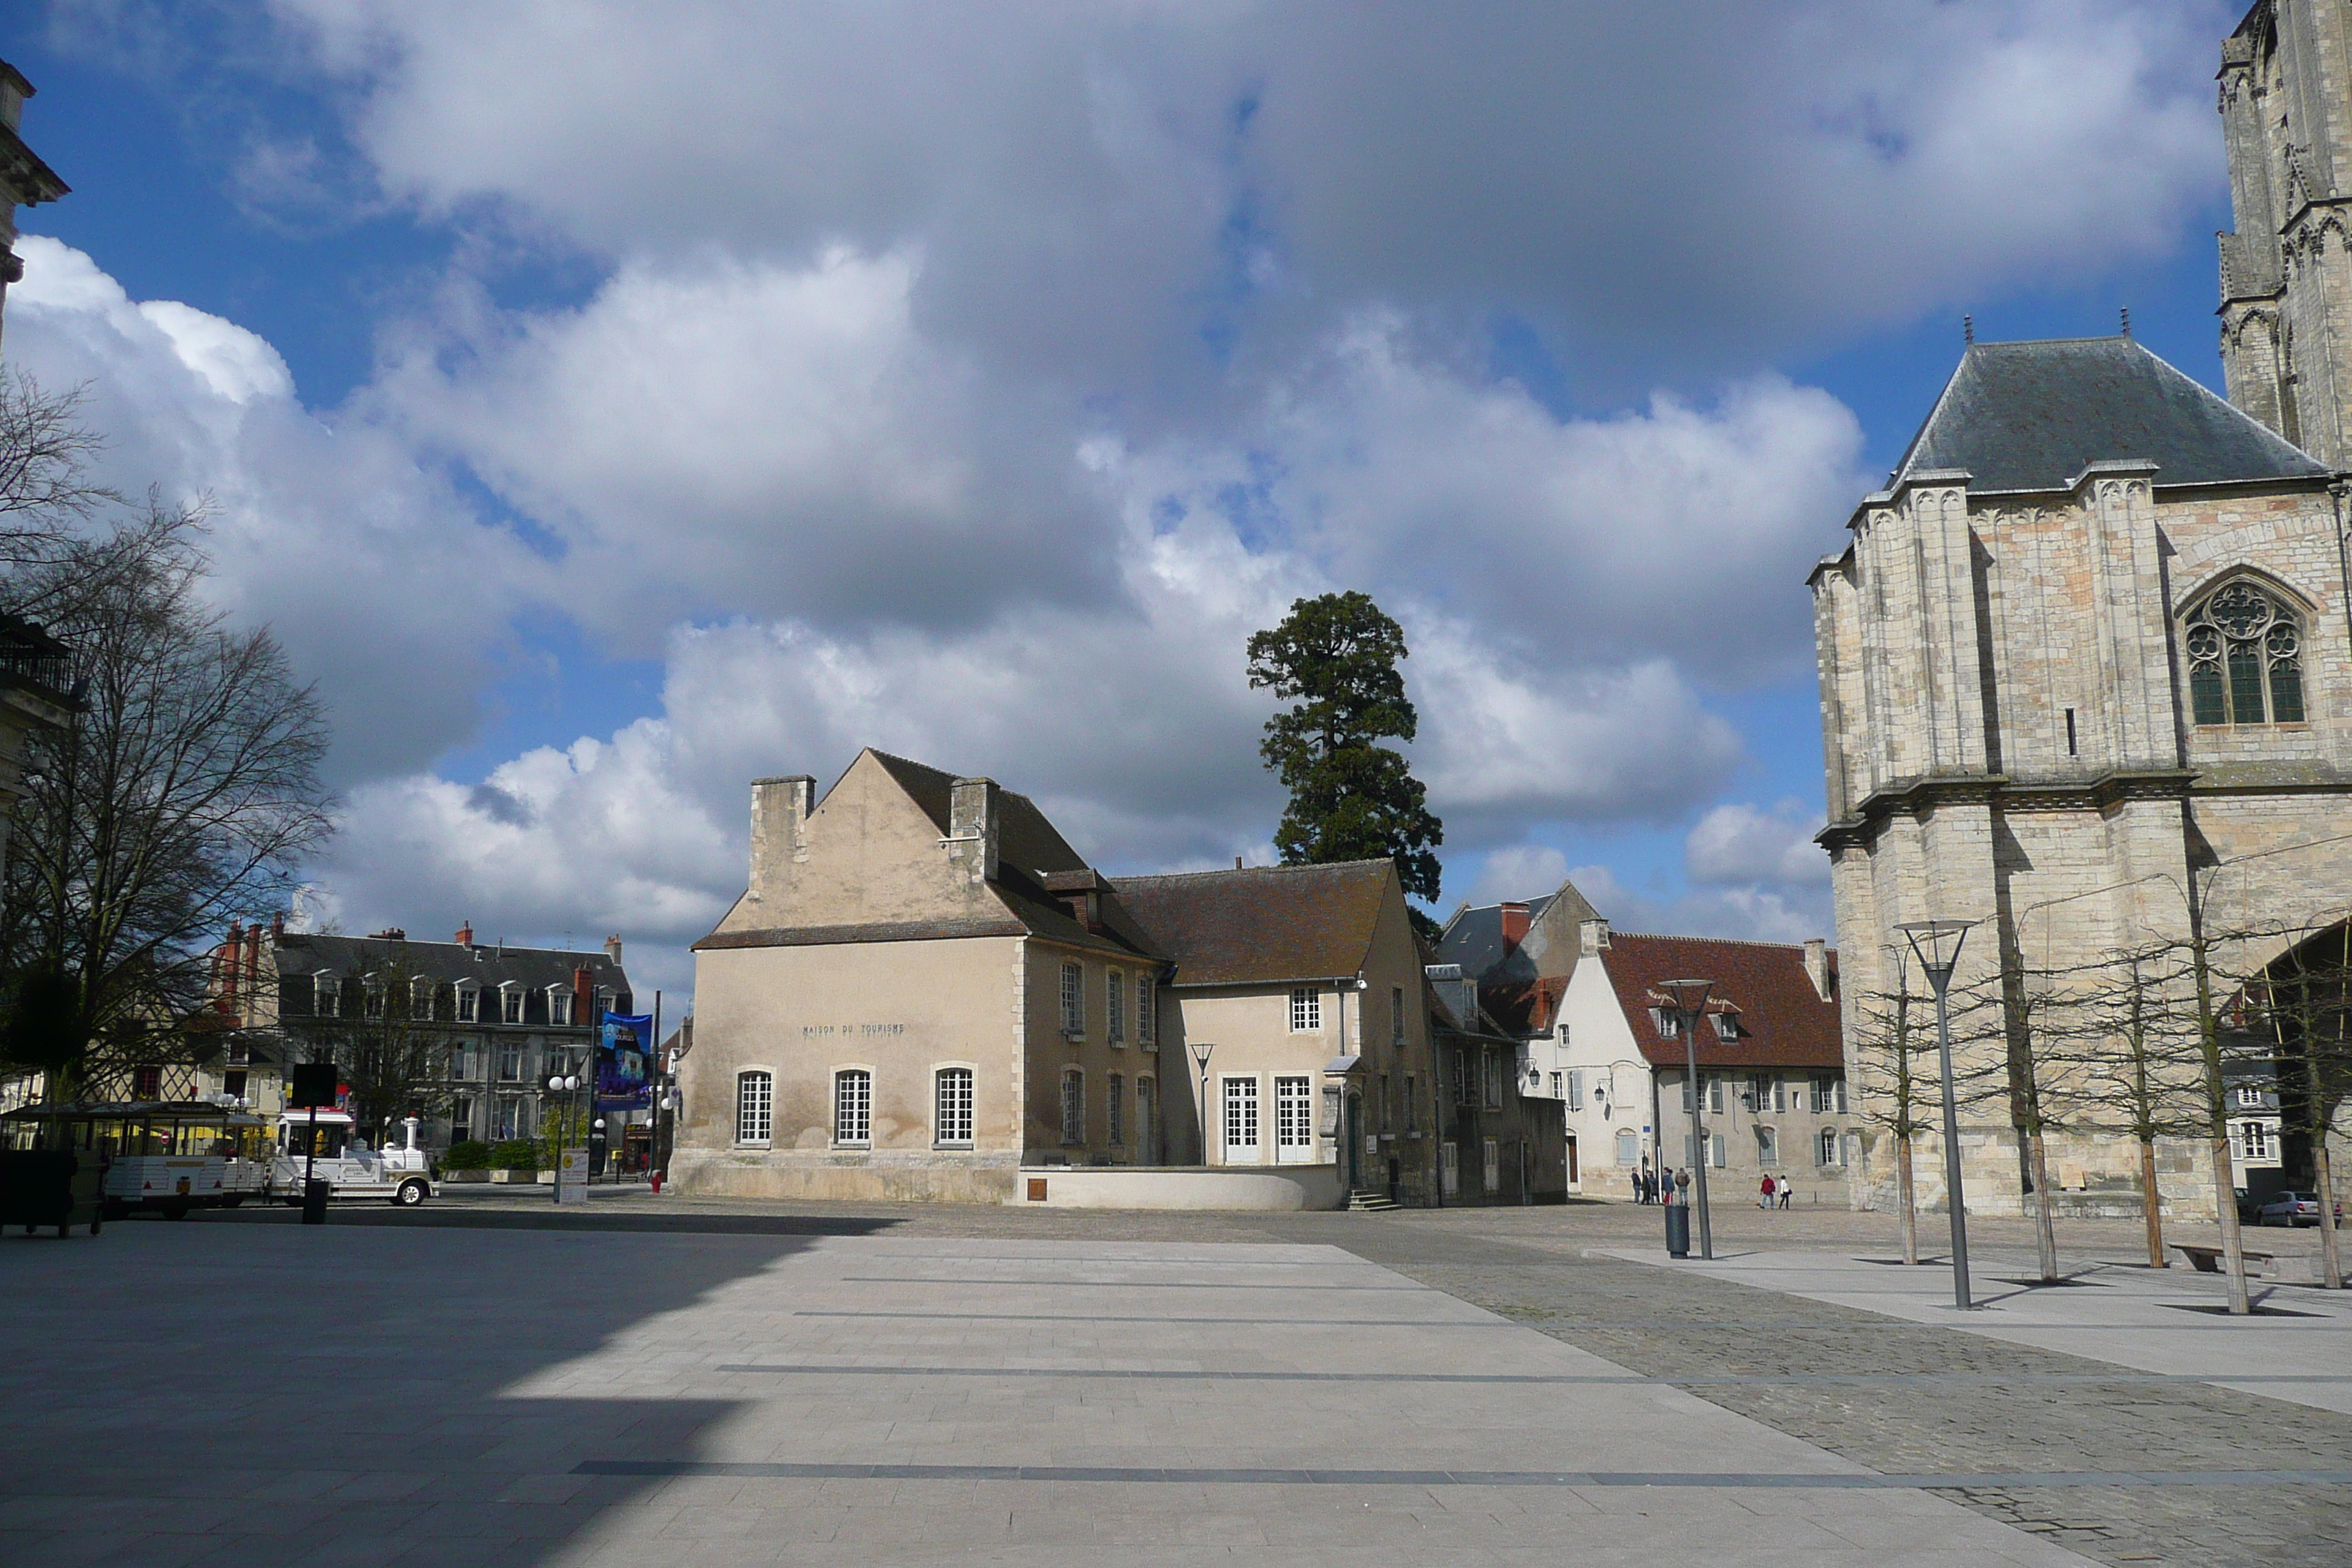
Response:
[[1579, 918, 1610, 956], [219, 922, 243, 1015], [603, 934, 623, 966], [1499, 901, 1531, 952], [747, 774, 816, 903], [574, 965, 595, 1025], [243, 924, 262, 1006], [269, 912, 284, 942], [455, 920, 473, 949], [1803, 938, 1831, 1001]]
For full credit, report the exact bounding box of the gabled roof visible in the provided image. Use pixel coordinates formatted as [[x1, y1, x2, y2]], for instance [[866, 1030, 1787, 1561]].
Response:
[[1596, 934, 1841, 1071], [1890, 336, 2331, 494], [271, 932, 630, 995], [1114, 861, 1394, 987], [1431, 893, 1558, 984]]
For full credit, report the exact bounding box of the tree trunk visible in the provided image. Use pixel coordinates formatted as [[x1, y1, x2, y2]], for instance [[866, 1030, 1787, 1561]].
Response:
[[2211, 1134, 2253, 1315], [1896, 1132, 1919, 1265], [2027, 1128, 2059, 1282], [2315, 1132, 2343, 1291], [2140, 1137, 2166, 1270]]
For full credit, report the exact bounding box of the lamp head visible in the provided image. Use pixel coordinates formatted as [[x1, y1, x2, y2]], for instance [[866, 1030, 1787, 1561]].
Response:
[[1896, 919, 1975, 981], [1658, 978, 1713, 1027], [1188, 1041, 1214, 1071]]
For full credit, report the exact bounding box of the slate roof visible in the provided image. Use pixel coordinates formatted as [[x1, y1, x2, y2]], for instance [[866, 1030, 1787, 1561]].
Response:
[[1596, 934, 1841, 1071], [271, 932, 631, 999], [1113, 861, 1394, 987], [1431, 894, 1558, 984], [1890, 336, 2332, 494]]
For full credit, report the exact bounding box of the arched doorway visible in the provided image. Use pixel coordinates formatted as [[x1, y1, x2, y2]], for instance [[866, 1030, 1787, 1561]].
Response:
[[2244, 923, 2352, 1210]]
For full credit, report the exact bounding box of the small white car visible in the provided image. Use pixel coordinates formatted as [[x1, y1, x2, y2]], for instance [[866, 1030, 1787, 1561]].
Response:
[[270, 1112, 440, 1206]]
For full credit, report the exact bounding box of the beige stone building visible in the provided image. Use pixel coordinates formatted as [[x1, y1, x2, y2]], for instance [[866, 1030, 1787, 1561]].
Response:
[[676, 749, 1447, 1206]]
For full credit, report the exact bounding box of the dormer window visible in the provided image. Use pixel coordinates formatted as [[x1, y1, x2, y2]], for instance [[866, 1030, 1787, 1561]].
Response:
[[2186, 579, 2305, 725], [362, 978, 385, 1020], [314, 975, 339, 1019], [410, 977, 435, 1019], [1710, 1011, 1738, 1041], [500, 984, 524, 1025], [456, 984, 480, 1024], [549, 988, 575, 1027]]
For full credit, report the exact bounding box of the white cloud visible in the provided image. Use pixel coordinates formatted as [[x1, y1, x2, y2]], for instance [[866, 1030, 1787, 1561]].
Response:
[[5, 237, 534, 780], [1460, 845, 1570, 908], [1685, 801, 1830, 888], [1569, 862, 1831, 947]]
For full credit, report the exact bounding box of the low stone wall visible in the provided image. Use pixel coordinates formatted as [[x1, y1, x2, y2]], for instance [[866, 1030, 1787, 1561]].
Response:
[[1011, 1164, 1343, 1210], [668, 1147, 1019, 1204]]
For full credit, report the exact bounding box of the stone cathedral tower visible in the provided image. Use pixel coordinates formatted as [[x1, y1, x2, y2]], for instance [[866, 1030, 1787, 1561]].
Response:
[[2218, 1, 2352, 463]]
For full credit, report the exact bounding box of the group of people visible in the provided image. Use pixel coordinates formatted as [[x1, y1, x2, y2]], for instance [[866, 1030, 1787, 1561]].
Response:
[[1629, 1165, 1689, 1205], [1758, 1174, 1793, 1208]]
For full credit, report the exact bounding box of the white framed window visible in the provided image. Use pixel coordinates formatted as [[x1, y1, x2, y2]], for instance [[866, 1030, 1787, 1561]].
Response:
[[497, 1044, 521, 1081], [1710, 1011, 1737, 1041], [410, 977, 435, 1019], [1564, 1069, 1583, 1111], [1137, 975, 1155, 1043], [500, 987, 524, 1025], [549, 989, 575, 1027], [456, 984, 480, 1023], [1392, 986, 1406, 1046], [314, 975, 339, 1019], [1060, 1069, 1085, 1145], [736, 1071, 773, 1145], [1060, 962, 1085, 1036], [935, 1066, 973, 1147], [1818, 1127, 1842, 1166], [1650, 1006, 1673, 1038], [1685, 1131, 1727, 1168], [1222, 1076, 1261, 1162], [1769, 1079, 1786, 1115], [2237, 1120, 2272, 1161], [1107, 1072, 1125, 1145], [447, 1044, 469, 1079], [363, 980, 385, 1021], [834, 1069, 871, 1146], [1107, 970, 1125, 1043], [451, 1096, 473, 1144], [1556, 1022, 1570, 1045], [1290, 987, 1322, 1032], [2234, 1084, 2265, 1109], [1548, 1070, 1562, 1099], [1275, 1076, 1313, 1164]]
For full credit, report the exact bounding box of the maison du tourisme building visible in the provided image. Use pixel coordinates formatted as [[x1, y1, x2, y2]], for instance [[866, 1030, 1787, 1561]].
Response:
[[674, 749, 1567, 1207]]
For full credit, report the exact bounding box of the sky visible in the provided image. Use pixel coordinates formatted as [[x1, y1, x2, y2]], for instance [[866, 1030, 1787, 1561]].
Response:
[[0, 1, 2252, 1011]]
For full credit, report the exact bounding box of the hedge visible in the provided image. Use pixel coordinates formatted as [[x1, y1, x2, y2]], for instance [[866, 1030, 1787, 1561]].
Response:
[[442, 1139, 493, 1170], [489, 1139, 540, 1172]]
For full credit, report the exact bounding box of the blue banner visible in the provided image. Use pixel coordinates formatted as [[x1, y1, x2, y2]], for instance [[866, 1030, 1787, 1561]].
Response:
[[596, 1012, 654, 1111]]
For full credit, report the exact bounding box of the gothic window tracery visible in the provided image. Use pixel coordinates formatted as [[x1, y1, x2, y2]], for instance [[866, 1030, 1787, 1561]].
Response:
[[2185, 579, 2305, 726]]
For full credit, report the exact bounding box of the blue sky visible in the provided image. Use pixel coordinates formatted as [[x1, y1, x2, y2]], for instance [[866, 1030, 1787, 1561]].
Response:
[[1, 2, 2248, 1004]]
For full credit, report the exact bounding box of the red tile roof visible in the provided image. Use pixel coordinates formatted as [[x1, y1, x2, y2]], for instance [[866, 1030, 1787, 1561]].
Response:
[[1598, 933, 1842, 1071]]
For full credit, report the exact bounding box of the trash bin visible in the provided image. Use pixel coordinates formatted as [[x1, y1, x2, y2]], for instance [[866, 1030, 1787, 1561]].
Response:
[[1665, 1202, 1690, 1258], [301, 1178, 331, 1225]]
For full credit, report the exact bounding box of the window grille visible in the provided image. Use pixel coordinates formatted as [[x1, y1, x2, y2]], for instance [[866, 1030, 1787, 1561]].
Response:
[[1107, 1073, 1124, 1145], [834, 1069, 872, 1145], [1290, 987, 1322, 1031], [2237, 1120, 2272, 1161], [2235, 1084, 2264, 1108], [2186, 579, 2305, 725], [737, 1071, 772, 1144], [497, 1044, 521, 1081], [1812, 1074, 1836, 1114], [501, 988, 524, 1025], [935, 1067, 973, 1145], [363, 983, 385, 1021], [1060, 1069, 1085, 1144], [1223, 1077, 1259, 1155], [1060, 963, 1084, 1036], [410, 978, 434, 1018], [457, 987, 479, 1023], [1107, 970, 1126, 1042], [1273, 1076, 1313, 1153], [550, 990, 574, 1026], [314, 976, 339, 1019], [1709, 1011, 1737, 1041], [1818, 1128, 1841, 1166], [1137, 975, 1155, 1042]]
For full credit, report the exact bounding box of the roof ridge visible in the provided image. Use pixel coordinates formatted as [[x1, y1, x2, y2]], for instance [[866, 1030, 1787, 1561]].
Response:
[[1608, 931, 1822, 951], [1116, 859, 1391, 883]]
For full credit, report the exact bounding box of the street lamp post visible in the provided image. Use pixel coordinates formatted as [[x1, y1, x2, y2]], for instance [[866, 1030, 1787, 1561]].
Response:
[[1898, 920, 1978, 1311], [1188, 1041, 1215, 1166], [1661, 979, 1715, 1261], [545, 1073, 579, 1205]]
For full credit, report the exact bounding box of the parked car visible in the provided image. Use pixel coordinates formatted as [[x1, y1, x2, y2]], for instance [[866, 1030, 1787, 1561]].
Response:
[[2255, 1191, 2343, 1227], [2234, 1187, 2266, 1223]]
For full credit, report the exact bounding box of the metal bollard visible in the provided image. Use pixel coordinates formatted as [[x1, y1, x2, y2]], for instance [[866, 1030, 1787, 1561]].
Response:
[[1665, 1202, 1690, 1258]]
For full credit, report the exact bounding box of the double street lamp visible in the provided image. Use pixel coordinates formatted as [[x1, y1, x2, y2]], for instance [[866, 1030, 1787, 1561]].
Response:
[[1661, 979, 1715, 1260], [1897, 919, 1978, 1311], [544, 1072, 581, 1205]]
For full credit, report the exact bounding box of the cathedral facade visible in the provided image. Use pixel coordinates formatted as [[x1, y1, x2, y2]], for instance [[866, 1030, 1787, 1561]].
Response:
[[1808, 2, 2352, 1222]]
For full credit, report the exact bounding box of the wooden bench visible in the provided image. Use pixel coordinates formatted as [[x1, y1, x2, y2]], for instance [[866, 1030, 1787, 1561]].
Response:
[[2172, 1243, 2276, 1273]]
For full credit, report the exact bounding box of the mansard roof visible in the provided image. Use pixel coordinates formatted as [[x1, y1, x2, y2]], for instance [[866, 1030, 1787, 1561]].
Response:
[[271, 931, 630, 995], [1891, 336, 2332, 495], [1114, 860, 1395, 987]]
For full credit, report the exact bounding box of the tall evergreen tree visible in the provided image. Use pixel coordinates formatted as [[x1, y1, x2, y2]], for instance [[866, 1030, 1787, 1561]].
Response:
[[1246, 592, 1442, 921]]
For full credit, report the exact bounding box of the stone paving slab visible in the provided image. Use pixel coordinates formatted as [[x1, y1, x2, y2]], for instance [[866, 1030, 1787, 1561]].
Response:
[[0, 1224, 2097, 1568]]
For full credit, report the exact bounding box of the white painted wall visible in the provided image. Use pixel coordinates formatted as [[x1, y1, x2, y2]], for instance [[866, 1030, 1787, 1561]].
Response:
[[1555, 954, 1659, 1193]]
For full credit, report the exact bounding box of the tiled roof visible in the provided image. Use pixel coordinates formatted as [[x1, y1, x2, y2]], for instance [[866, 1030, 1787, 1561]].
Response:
[[1597, 934, 1841, 1071], [1891, 336, 2331, 494], [1114, 861, 1394, 987]]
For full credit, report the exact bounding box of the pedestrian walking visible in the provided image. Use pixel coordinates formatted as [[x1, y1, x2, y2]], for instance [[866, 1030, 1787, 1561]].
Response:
[[1760, 1174, 1776, 1210], [1776, 1174, 1793, 1209], [1673, 1166, 1691, 1205], [1631, 1168, 1643, 1204]]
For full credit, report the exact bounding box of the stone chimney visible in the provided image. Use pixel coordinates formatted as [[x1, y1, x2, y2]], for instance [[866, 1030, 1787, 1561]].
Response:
[[220, 921, 244, 1015], [1580, 918, 1610, 956], [747, 775, 816, 903], [1499, 901, 1531, 952], [1803, 938, 1831, 1001], [948, 777, 999, 884], [269, 912, 284, 943], [455, 920, 473, 949], [603, 934, 623, 966]]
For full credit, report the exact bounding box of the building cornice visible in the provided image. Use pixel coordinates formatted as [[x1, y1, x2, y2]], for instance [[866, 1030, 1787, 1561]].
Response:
[[693, 918, 1029, 951], [1817, 767, 2199, 850]]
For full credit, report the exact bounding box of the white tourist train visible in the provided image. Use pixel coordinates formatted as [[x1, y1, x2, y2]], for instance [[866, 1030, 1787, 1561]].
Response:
[[271, 1111, 440, 1206]]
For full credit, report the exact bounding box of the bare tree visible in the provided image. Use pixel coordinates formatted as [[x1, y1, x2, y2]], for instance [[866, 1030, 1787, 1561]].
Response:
[[291, 946, 459, 1143], [1850, 957, 1930, 1264], [0, 519, 333, 1098]]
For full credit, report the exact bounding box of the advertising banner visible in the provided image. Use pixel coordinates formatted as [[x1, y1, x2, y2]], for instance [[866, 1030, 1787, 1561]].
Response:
[[596, 1013, 655, 1112]]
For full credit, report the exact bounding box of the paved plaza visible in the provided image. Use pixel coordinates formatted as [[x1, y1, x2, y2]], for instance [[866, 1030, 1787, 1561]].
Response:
[[2, 1196, 2348, 1568]]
